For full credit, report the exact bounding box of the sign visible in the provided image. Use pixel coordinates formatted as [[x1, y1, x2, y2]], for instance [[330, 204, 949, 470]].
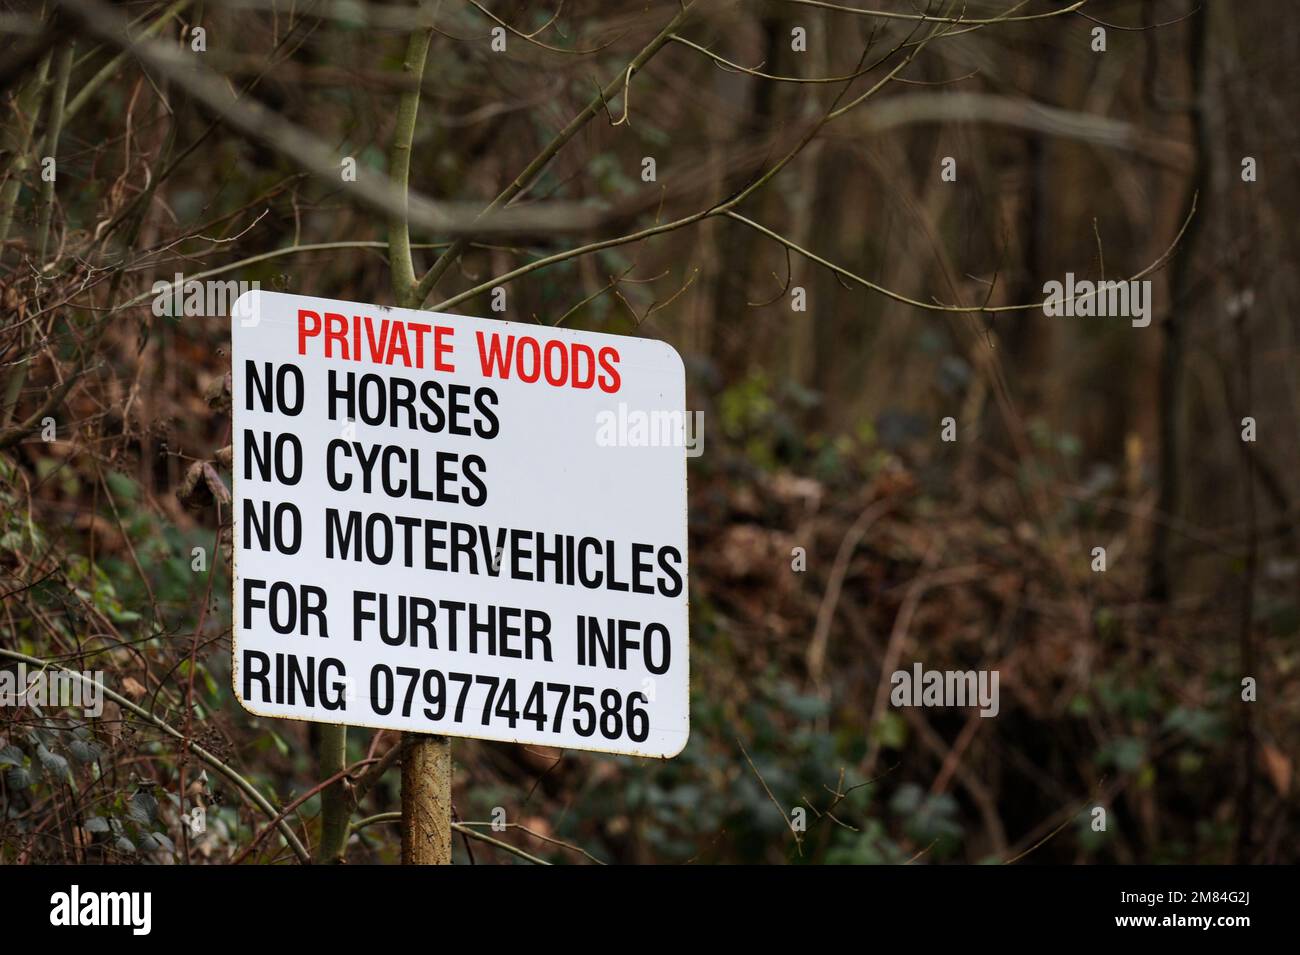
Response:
[[229, 291, 689, 757]]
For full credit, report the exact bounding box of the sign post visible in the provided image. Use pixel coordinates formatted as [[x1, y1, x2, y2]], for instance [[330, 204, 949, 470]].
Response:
[[230, 290, 690, 862], [401, 732, 450, 864]]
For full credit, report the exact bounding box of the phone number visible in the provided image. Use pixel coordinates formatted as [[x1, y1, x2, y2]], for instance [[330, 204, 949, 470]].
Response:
[[366, 664, 651, 742]]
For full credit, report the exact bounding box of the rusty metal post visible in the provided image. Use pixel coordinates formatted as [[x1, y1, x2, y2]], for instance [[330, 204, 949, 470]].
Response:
[[401, 733, 451, 864]]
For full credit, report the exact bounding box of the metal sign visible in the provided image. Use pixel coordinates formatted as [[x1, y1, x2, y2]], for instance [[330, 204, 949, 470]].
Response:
[[230, 291, 689, 757]]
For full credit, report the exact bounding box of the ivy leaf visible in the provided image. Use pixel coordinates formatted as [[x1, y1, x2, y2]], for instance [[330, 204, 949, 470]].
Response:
[[140, 831, 176, 854], [69, 739, 97, 764], [6, 766, 32, 790], [128, 790, 159, 826], [36, 743, 70, 780]]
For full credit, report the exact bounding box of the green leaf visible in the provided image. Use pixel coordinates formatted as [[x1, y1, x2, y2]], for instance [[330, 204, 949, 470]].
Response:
[[85, 816, 111, 834], [269, 730, 290, 758], [69, 739, 97, 763], [7, 766, 33, 789], [1162, 707, 1224, 746], [870, 712, 907, 750], [105, 470, 139, 501], [36, 743, 70, 780], [779, 690, 829, 721], [128, 790, 160, 826], [1102, 736, 1146, 773], [7, 764, 32, 789], [138, 831, 175, 853]]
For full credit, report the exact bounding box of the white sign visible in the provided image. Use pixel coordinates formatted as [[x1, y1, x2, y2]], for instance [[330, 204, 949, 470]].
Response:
[[229, 291, 689, 757]]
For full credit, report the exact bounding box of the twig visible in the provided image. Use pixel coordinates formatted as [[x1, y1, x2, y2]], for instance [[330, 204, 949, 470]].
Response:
[[738, 738, 803, 855]]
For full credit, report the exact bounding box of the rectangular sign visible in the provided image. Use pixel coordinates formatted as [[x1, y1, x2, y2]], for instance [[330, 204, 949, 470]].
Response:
[[229, 290, 689, 757]]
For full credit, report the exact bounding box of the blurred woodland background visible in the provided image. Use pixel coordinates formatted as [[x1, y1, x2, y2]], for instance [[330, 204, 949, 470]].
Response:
[[1, 0, 1297, 864]]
